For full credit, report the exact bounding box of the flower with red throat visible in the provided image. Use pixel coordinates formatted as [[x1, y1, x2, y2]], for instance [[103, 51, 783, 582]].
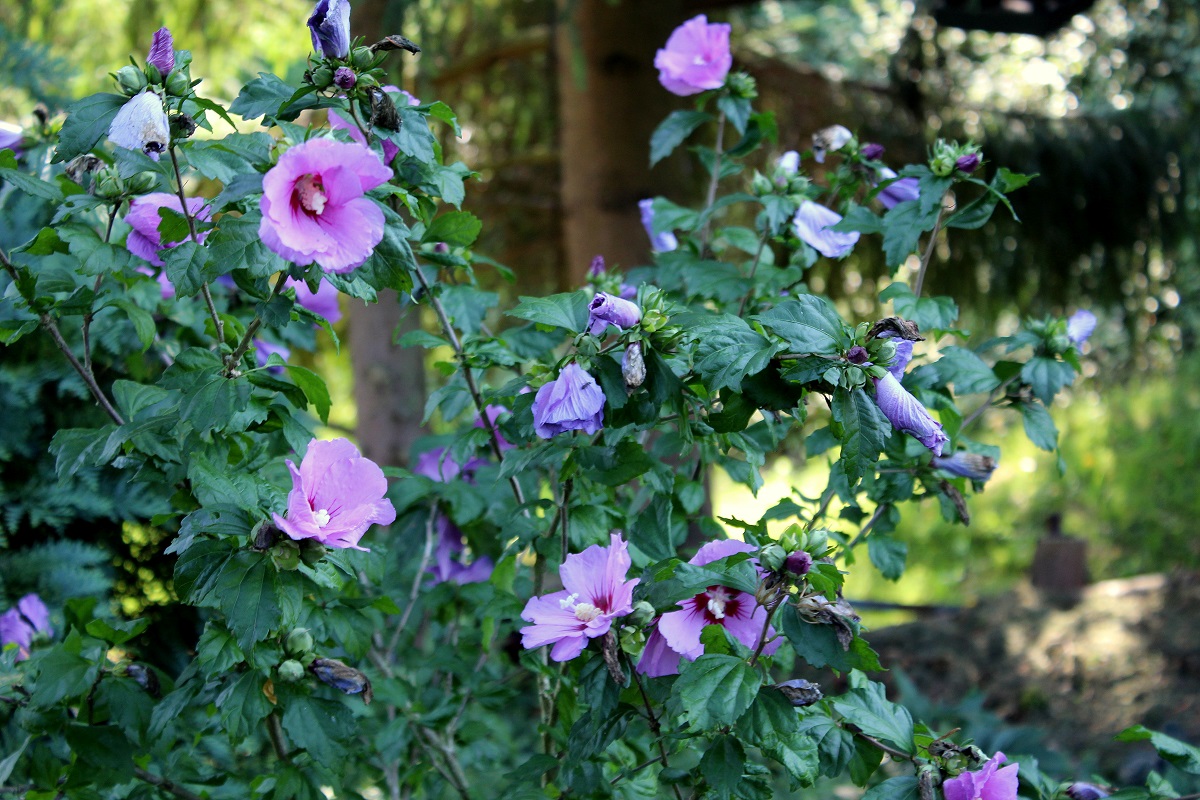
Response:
[[259, 138, 392, 273]]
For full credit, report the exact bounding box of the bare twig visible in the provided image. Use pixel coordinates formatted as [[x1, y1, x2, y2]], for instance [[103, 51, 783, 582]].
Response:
[[912, 199, 948, 300], [133, 769, 205, 800], [842, 503, 890, 555], [223, 270, 290, 376], [266, 713, 291, 763], [387, 505, 439, 655], [700, 111, 727, 249]]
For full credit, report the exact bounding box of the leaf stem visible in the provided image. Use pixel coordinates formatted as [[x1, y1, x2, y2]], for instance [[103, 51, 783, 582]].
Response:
[[851, 729, 915, 762], [700, 111, 726, 249], [266, 713, 291, 763], [912, 200, 947, 300], [842, 503, 890, 555], [960, 374, 1019, 430], [559, 478, 573, 562], [736, 231, 772, 317], [83, 204, 120, 375], [133, 768, 205, 800], [387, 504, 439, 655], [222, 270, 290, 377]]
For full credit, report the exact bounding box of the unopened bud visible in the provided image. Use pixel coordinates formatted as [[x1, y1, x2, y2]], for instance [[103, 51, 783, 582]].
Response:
[[759, 543, 786, 573], [164, 70, 191, 97], [94, 169, 124, 199], [785, 550, 813, 576], [773, 678, 823, 707], [311, 657, 373, 705], [299, 539, 327, 567], [628, 600, 655, 628], [309, 66, 334, 90], [351, 46, 374, 71], [285, 628, 314, 656], [333, 67, 357, 91], [955, 152, 981, 174], [144, 64, 163, 85], [860, 142, 885, 161], [751, 171, 774, 197], [622, 342, 646, 389], [845, 345, 870, 365], [271, 540, 301, 571], [727, 71, 757, 100], [278, 659, 306, 682], [126, 171, 158, 195], [115, 66, 148, 96]]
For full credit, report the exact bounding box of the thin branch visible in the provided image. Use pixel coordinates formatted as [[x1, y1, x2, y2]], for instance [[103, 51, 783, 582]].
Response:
[[960, 374, 1019, 431], [912, 200, 947, 300], [133, 768, 205, 800], [852, 730, 916, 762], [559, 478, 574, 562], [387, 505, 439, 655], [736, 231, 772, 317], [168, 145, 223, 344], [805, 485, 836, 532], [609, 755, 665, 786], [629, 660, 684, 800], [266, 713, 292, 764], [842, 503, 890, 555], [700, 111, 726, 249], [223, 270, 290, 376], [747, 588, 784, 667], [83, 205, 120, 375]]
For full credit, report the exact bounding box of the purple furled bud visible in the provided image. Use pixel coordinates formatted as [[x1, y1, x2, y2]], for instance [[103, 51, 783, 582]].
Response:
[[876, 167, 920, 210], [794, 200, 859, 259], [873, 373, 949, 456], [589, 254, 606, 277], [785, 550, 813, 576], [433, 242, 449, 254], [1067, 309, 1096, 345], [334, 66, 357, 90], [588, 292, 641, 336], [147, 27, 175, 75], [956, 152, 981, 173], [932, 451, 996, 482], [0, 594, 53, 661], [532, 363, 606, 439], [861, 142, 885, 161], [845, 346, 871, 365], [639, 199, 678, 253], [1066, 784, 1109, 800], [308, 0, 352, 59]]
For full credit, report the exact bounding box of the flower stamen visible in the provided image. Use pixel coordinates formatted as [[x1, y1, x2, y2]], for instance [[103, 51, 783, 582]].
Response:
[[296, 174, 328, 215]]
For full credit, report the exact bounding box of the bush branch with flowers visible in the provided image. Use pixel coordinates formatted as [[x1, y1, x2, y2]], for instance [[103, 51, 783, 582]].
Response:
[[0, 6, 1195, 800]]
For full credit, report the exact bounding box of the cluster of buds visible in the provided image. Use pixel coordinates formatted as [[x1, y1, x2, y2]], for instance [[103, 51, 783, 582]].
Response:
[[930, 139, 983, 177], [112, 28, 194, 99], [757, 524, 829, 581], [86, 163, 158, 199], [253, 521, 327, 570], [725, 71, 757, 101], [276, 628, 373, 704]]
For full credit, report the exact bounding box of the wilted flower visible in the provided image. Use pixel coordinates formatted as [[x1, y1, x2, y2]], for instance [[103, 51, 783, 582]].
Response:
[[654, 15, 732, 97], [147, 27, 174, 75], [273, 438, 397, 551], [587, 292, 641, 336], [956, 152, 981, 173], [773, 678, 823, 707], [860, 142, 885, 161], [1066, 784, 1109, 800], [639, 199, 678, 253], [0, 594, 53, 661], [124, 192, 212, 267], [108, 91, 170, 160], [311, 657, 373, 704], [520, 533, 639, 661], [794, 200, 859, 259], [932, 451, 996, 482], [876, 330, 913, 380], [637, 539, 780, 677], [532, 363, 605, 439], [308, 0, 352, 59], [812, 124, 852, 164], [943, 752, 1019, 800], [622, 342, 646, 389], [0, 123, 23, 159], [287, 277, 342, 324], [873, 372, 948, 456], [876, 167, 920, 211], [259, 138, 392, 273], [1067, 310, 1096, 345], [328, 86, 415, 164], [428, 516, 494, 585]]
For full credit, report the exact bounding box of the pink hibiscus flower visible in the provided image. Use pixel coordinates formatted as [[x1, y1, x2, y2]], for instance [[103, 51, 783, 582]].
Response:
[[944, 752, 1019, 800]]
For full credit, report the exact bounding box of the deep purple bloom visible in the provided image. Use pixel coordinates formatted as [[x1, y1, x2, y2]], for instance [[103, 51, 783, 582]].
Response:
[[873, 373, 948, 456], [876, 331, 913, 380], [0, 594, 52, 661], [328, 86, 414, 164], [845, 346, 871, 365], [1067, 310, 1096, 345], [785, 550, 813, 576], [654, 15, 732, 97], [639, 199, 678, 253], [147, 27, 174, 75], [876, 167, 920, 211], [308, 0, 352, 59], [588, 255, 606, 277], [428, 516, 494, 585], [860, 142, 885, 161], [932, 451, 997, 482], [273, 438, 397, 551], [334, 67, 357, 90], [255, 339, 290, 372], [125, 192, 212, 267], [287, 277, 342, 324], [637, 539, 780, 677], [0, 124, 22, 159], [259, 138, 392, 273], [943, 752, 1018, 800], [532, 363, 605, 439], [520, 533, 639, 661], [108, 91, 170, 160], [587, 293, 641, 336], [1066, 784, 1109, 800], [794, 200, 859, 259], [956, 153, 981, 173]]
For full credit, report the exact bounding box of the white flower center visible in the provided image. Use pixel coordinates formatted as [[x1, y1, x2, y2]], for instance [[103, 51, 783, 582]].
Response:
[[313, 508, 331, 527], [558, 593, 602, 622], [693, 55, 709, 66], [706, 586, 732, 620], [296, 174, 328, 215]]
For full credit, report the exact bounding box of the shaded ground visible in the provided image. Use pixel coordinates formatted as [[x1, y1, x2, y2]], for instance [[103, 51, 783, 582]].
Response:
[[865, 571, 1200, 774]]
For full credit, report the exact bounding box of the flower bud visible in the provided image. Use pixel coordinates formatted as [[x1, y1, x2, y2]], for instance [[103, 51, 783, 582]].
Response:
[[124, 663, 161, 696], [125, 171, 158, 195], [115, 66, 148, 96], [860, 142, 885, 161], [622, 341, 646, 389], [641, 309, 668, 333], [278, 659, 306, 682], [309, 65, 334, 90], [144, 64, 163, 85], [930, 140, 957, 178], [333, 66, 357, 90], [271, 540, 302, 571], [845, 345, 870, 365], [1066, 784, 1109, 800], [94, 168, 124, 199], [955, 152, 981, 173], [785, 550, 813, 576], [773, 678, 823, 707], [351, 46, 374, 71], [805, 528, 830, 556], [727, 71, 757, 99], [299, 539, 327, 567], [751, 171, 774, 197], [147, 27, 175, 76], [165, 70, 191, 97], [628, 600, 655, 628], [433, 242, 450, 254], [285, 628, 314, 656], [759, 543, 786, 572]]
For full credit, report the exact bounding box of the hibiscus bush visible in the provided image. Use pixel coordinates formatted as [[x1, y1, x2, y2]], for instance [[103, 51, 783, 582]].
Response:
[[1, 7, 1196, 800]]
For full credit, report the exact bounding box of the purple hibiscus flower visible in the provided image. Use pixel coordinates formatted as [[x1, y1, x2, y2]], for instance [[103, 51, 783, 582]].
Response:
[[259, 138, 393, 273], [147, 27, 174, 75], [273, 438, 397, 551], [637, 539, 781, 677], [0, 594, 53, 662], [639, 199, 678, 253], [255, 339, 290, 373], [876, 167, 920, 211], [412, 446, 488, 483], [794, 200, 860, 259], [125, 192, 212, 267], [308, 0, 351, 59], [875, 330, 913, 381], [474, 404, 514, 451], [520, 533, 639, 661], [654, 15, 733, 97], [328, 86, 417, 164], [931, 451, 997, 482], [287, 277, 342, 324], [532, 363, 606, 439], [0, 124, 23, 159], [587, 292, 641, 337], [108, 91, 170, 160], [428, 516, 494, 586], [872, 372, 948, 456], [944, 752, 1019, 800], [1067, 309, 1096, 345]]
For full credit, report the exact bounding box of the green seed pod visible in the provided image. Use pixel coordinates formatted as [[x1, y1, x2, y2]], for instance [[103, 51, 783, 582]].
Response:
[[115, 66, 148, 96], [271, 540, 302, 571], [299, 539, 327, 567], [125, 172, 158, 195], [759, 543, 786, 573], [628, 600, 655, 628], [285, 628, 314, 656], [164, 69, 191, 97], [351, 46, 374, 71], [309, 66, 334, 90], [750, 171, 774, 197], [278, 659, 306, 682]]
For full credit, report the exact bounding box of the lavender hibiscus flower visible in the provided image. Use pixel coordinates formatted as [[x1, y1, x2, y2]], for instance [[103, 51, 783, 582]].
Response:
[[428, 516, 494, 585], [412, 447, 487, 483], [520, 533, 639, 661], [943, 752, 1019, 800], [308, 0, 352, 59], [873, 372, 948, 456], [794, 200, 860, 259], [587, 292, 641, 336], [108, 91, 170, 160], [0, 594, 53, 661], [876, 167, 920, 211], [287, 277, 342, 324], [125, 193, 212, 267], [639, 199, 678, 253], [147, 27, 174, 75], [637, 539, 780, 677], [259, 138, 392, 273], [875, 330, 914, 381], [931, 451, 997, 482], [273, 438, 396, 551], [654, 15, 733, 97], [0, 124, 22, 159], [532, 363, 605, 439], [1067, 309, 1097, 345]]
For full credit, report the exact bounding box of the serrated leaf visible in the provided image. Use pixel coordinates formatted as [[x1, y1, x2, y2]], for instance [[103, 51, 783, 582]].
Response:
[[282, 363, 331, 423], [229, 73, 309, 121], [1019, 400, 1058, 452], [215, 671, 272, 740], [111, 299, 156, 352], [207, 213, 284, 279], [197, 622, 245, 674], [650, 110, 712, 166], [210, 552, 282, 649], [55, 93, 128, 163], [686, 313, 781, 393], [934, 347, 1000, 395], [423, 210, 481, 247], [31, 648, 98, 707], [781, 608, 882, 673], [832, 387, 891, 485], [1020, 356, 1076, 404], [797, 713, 858, 778], [669, 654, 761, 731], [862, 777, 920, 800], [282, 697, 356, 768], [85, 617, 150, 646], [867, 534, 907, 580], [754, 296, 849, 355], [506, 290, 589, 333], [1116, 726, 1200, 775], [701, 735, 746, 798], [831, 680, 915, 754], [878, 282, 959, 331]]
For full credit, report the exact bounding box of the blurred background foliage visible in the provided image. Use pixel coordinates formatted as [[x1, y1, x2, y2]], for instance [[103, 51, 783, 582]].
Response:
[[1, 0, 1197, 616]]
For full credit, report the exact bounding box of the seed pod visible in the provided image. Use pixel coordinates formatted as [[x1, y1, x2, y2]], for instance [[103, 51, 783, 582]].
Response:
[[622, 342, 646, 389], [278, 659, 306, 682], [285, 628, 314, 657]]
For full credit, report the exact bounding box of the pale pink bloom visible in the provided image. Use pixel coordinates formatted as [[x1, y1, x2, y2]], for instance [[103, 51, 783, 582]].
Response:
[[654, 15, 733, 97]]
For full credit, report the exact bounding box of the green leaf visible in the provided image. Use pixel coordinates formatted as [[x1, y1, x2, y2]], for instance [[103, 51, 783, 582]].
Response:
[[282, 363, 331, 423], [0, 167, 63, 202], [0, 736, 30, 786], [1020, 356, 1076, 404], [197, 622, 246, 675], [1116, 726, 1200, 775], [879, 282, 959, 331], [507, 290, 589, 334], [173, 538, 234, 602], [831, 679, 915, 754], [31, 647, 99, 707], [833, 205, 885, 235], [881, 200, 926, 268], [210, 552, 283, 649], [187, 453, 260, 510], [718, 95, 752, 135], [439, 284, 498, 336], [1019, 400, 1058, 452], [832, 387, 891, 485], [215, 671, 272, 740], [162, 241, 212, 298], [629, 494, 678, 562], [208, 214, 284, 279], [229, 73, 312, 120], [700, 735, 746, 798], [179, 371, 251, 434], [394, 106, 436, 162], [111, 299, 156, 352], [55, 93, 128, 163], [754, 296, 850, 355], [862, 777, 920, 800], [738, 690, 818, 788], [85, 617, 150, 646], [282, 698, 356, 768], [423, 210, 482, 247], [575, 440, 656, 486], [933, 347, 1000, 395], [650, 110, 712, 166], [687, 313, 781, 393], [780, 608, 882, 673], [867, 534, 907, 581], [58, 223, 135, 277], [65, 724, 133, 778], [669, 654, 761, 731], [797, 713, 857, 778], [354, 216, 415, 294]]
